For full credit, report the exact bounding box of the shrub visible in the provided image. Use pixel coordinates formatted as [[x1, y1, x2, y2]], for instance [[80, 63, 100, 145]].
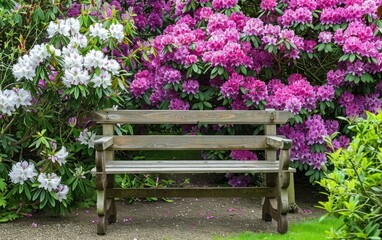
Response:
[[0, 2, 152, 220], [319, 112, 382, 239]]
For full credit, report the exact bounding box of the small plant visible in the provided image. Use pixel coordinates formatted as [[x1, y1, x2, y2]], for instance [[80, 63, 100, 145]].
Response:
[[319, 111, 382, 239], [116, 174, 175, 203]]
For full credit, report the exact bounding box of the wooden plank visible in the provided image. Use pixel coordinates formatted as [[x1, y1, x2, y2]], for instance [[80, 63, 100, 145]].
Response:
[[102, 168, 294, 174], [109, 187, 278, 198], [90, 160, 296, 173], [105, 160, 279, 167], [111, 135, 268, 150], [94, 137, 114, 151], [105, 160, 279, 165], [266, 136, 292, 150], [89, 110, 293, 125]]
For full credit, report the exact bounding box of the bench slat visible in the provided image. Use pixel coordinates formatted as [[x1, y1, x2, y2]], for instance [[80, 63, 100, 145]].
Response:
[[109, 187, 278, 198], [111, 135, 269, 150], [89, 110, 293, 124], [91, 160, 295, 174]]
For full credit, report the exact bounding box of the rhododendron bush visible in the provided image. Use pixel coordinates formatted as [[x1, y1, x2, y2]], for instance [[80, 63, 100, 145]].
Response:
[[125, 0, 382, 179], [0, 1, 152, 220], [2, 0, 382, 220]]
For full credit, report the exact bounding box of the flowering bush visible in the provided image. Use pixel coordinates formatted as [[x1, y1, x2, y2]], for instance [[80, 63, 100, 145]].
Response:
[[0, 1, 152, 220], [123, 0, 382, 184]]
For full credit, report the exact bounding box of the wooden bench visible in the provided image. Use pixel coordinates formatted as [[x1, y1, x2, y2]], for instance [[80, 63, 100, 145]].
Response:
[[89, 109, 294, 235]]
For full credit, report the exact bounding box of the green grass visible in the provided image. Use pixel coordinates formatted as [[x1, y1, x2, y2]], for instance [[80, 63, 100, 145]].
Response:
[[216, 217, 342, 240]]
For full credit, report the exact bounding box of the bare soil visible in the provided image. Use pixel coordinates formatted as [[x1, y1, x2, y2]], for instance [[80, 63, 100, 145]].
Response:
[[0, 179, 325, 240]]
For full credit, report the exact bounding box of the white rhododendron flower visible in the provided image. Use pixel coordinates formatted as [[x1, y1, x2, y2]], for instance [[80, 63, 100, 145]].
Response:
[[62, 67, 90, 87], [89, 23, 109, 41], [84, 50, 107, 69], [13, 88, 32, 108], [48, 18, 81, 37], [109, 23, 124, 43], [12, 55, 37, 81], [63, 51, 84, 69], [0, 89, 32, 116], [70, 34, 88, 49], [105, 59, 121, 75], [77, 129, 96, 148], [47, 21, 59, 37], [8, 161, 37, 184], [38, 173, 61, 191], [51, 146, 69, 166], [62, 44, 78, 57], [28, 44, 49, 64], [55, 184, 69, 202], [92, 71, 112, 89]]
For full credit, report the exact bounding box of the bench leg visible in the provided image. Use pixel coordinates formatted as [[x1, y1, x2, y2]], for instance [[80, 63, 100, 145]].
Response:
[[97, 190, 107, 235], [287, 173, 295, 206], [262, 197, 272, 221], [107, 175, 117, 224], [275, 172, 290, 233]]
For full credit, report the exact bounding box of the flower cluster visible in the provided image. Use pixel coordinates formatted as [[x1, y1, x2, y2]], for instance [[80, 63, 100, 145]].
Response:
[[334, 21, 380, 59], [230, 150, 258, 160], [77, 129, 96, 148], [0, 88, 32, 116], [267, 74, 334, 114], [13, 18, 122, 89], [226, 173, 252, 187], [278, 115, 349, 169], [8, 161, 37, 184], [37, 173, 69, 202], [338, 91, 382, 117], [49, 146, 69, 166]]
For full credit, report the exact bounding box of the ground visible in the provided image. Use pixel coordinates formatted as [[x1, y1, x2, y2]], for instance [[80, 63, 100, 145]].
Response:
[[0, 176, 325, 240]]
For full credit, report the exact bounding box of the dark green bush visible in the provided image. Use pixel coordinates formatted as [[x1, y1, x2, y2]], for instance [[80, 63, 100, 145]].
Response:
[[319, 112, 382, 239]]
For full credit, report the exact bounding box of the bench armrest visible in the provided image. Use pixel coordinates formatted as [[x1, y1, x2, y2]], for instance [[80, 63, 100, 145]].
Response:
[[266, 136, 292, 150], [94, 137, 114, 151]]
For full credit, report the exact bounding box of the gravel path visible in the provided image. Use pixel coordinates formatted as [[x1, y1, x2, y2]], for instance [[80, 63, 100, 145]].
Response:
[[0, 196, 322, 240]]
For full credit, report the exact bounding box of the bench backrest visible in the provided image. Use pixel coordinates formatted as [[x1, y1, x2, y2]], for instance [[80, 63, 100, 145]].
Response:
[[89, 110, 292, 125], [89, 110, 292, 155]]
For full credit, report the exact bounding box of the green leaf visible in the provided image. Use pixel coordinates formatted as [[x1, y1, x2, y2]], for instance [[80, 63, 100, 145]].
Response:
[[0, 179, 6, 192], [361, 73, 374, 83], [0, 197, 6, 208], [349, 54, 356, 62], [275, 7, 283, 15], [339, 54, 349, 62], [240, 65, 247, 75]]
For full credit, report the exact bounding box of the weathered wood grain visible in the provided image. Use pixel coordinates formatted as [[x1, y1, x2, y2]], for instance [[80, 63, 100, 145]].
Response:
[[266, 136, 292, 150], [94, 137, 114, 151], [89, 110, 293, 124], [111, 135, 269, 150]]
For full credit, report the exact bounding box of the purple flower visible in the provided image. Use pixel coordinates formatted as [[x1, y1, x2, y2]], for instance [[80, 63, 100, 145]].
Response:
[[230, 150, 258, 160], [226, 174, 252, 187], [182, 80, 199, 94], [220, 73, 243, 98], [169, 98, 190, 110], [318, 32, 333, 43], [260, 0, 277, 11]]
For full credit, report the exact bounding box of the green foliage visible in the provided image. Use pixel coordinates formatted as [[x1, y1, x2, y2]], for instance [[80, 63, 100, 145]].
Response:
[[215, 217, 342, 240], [0, 178, 20, 222], [0, 1, 150, 221], [116, 174, 175, 203], [319, 112, 382, 239]]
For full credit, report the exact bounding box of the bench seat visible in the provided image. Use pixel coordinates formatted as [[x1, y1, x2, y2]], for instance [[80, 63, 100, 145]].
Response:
[[92, 160, 296, 174]]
